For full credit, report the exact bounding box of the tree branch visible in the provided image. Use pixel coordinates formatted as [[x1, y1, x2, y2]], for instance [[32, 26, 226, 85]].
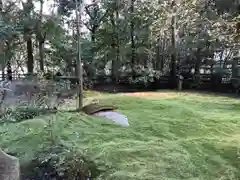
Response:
[[85, 5, 95, 19], [2, 1, 16, 14], [81, 20, 92, 31], [96, 7, 110, 25]]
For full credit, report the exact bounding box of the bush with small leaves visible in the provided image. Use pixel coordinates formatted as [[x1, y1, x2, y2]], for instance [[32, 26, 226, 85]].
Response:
[[119, 65, 162, 87]]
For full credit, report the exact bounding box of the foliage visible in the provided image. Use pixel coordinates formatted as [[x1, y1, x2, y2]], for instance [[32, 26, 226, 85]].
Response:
[[21, 145, 101, 180], [0, 0, 239, 89], [119, 65, 162, 87], [0, 106, 57, 124]]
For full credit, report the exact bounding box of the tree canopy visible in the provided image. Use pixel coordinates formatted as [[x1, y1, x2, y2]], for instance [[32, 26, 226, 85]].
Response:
[[0, 0, 239, 89]]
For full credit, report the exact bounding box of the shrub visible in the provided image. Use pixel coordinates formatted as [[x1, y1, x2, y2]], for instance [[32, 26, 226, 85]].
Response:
[[119, 65, 162, 87], [0, 106, 57, 124], [20, 145, 102, 180]]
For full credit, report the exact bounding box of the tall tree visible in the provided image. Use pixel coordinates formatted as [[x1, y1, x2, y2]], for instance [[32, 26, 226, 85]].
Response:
[[36, 0, 46, 72], [75, 0, 83, 109], [130, 0, 135, 76], [22, 0, 34, 74], [169, 0, 178, 88], [110, 0, 120, 82]]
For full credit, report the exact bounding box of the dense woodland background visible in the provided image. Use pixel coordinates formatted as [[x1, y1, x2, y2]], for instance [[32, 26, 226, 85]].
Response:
[[0, 0, 239, 92]]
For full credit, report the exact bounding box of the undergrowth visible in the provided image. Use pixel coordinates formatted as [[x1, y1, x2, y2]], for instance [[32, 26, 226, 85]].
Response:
[[0, 106, 57, 124]]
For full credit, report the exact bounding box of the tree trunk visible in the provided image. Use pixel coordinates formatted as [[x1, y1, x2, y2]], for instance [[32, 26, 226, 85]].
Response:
[[39, 40, 44, 71], [91, 27, 96, 42], [130, 0, 135, 76], [194, 49, 201, 76], [170, 14, 177, 88], [38, 0, 44, 72], [115, 1, 120, 82], [194, 49, 201, 86], [6, 61, 12, 81], [91, 0, 98, 42], [110, 0, 120, 83], [156, 39, 161, 70], [110, 14, 117, 82], [4, 41, 12, 81], [1, 66, 4, 80], [169, 1, 178, 89], [75, 0, 83, 109], [161, 38, 167, 71], [27, 38, 34, 74], [0, 0, 3, 80], [0, 0, 2, 12]]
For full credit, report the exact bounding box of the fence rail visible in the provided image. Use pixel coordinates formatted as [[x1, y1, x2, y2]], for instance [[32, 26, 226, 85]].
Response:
[[1, 70, 239, 93]]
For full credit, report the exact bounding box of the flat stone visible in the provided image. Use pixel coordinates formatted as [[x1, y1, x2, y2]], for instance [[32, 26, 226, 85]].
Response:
[[93, 110, 129, 126]]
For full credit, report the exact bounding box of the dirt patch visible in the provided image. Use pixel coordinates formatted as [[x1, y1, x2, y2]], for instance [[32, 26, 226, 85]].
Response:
[[123, 92, 178, 98]]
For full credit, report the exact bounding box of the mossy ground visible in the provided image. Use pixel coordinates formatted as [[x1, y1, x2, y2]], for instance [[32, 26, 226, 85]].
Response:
[[1, 91, 240, 179]]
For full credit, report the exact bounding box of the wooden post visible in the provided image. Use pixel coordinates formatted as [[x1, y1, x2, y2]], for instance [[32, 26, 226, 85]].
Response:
[[178, 74, 183, 91], [75, 0, 83, 110]]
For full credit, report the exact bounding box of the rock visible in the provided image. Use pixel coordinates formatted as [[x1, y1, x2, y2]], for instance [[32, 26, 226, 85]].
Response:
[[93, 110, 129, 126], [82, 103, 116, 115], [0, 149, 20, 180]]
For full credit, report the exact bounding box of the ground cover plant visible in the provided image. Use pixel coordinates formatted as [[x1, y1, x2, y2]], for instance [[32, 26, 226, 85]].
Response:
[[1, 91, 240, 179]]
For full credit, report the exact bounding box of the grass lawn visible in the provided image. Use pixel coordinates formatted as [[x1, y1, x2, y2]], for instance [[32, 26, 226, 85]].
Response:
[[1, 91, 240, 179]]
